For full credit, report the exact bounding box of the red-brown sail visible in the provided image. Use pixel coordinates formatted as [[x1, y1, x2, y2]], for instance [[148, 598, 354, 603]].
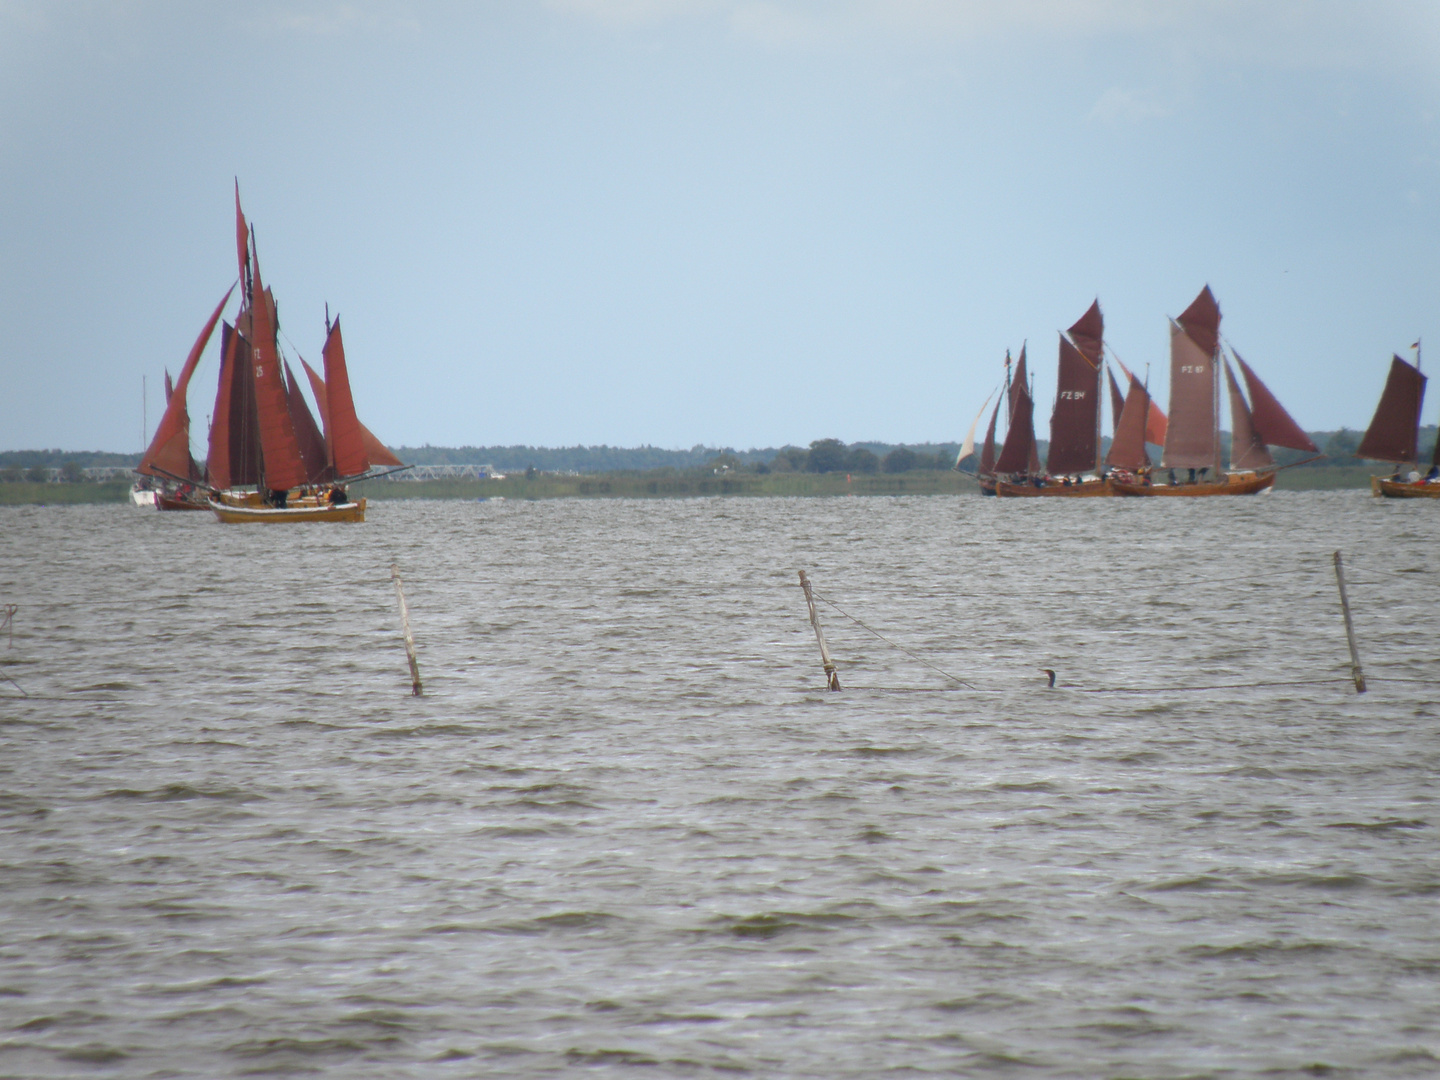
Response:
[[319, 319, 370, 479], [1048, 332, 1101, 475], [285, 360, 330, 482], [1162, 287, 1221, 470], [1107, 368, 1126, 433], [164, 370, 173, 404], [1115, 359, 1168, 446], [247, 250, 308, 492], [1008, 345, 1042, 473], [140, 285, 234, 483], [978, 396, 1000, 475], [1225, 358, 1273, 471], [994, 380, 1037, 474], [1232, 351, 1317, 453], [208, 322, 262, 490], [1357, 355, 1427, 463], [235, 180, 251, 296], [1176, 285, 1220, 359], [301, 355, 403, 472], [1105, 378, 1151, 471], [1068, 299, 1104, 367]]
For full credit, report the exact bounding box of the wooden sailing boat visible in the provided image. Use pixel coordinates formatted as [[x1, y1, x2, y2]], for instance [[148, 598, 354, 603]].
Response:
[[139, 185, 403, 522], [1110, 286, 1316, 497], [996, 301, 1115, 497], [1357, 348, 1440, 497]]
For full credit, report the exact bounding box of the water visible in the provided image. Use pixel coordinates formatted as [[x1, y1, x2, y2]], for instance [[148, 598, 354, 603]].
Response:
[[1, 492, 1437, 1078]]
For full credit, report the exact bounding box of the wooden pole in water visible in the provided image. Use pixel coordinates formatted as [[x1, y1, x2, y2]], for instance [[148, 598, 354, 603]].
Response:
[[798, 570, 840, 691], [391, 564, 423, 697], [1332, 551, 1366, 694]]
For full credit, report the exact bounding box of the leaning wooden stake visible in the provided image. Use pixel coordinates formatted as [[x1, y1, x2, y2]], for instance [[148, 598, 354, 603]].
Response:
[[391, 564, 423, 696], [798, 570, 840, 691], [1332, 551, 1366, 694]]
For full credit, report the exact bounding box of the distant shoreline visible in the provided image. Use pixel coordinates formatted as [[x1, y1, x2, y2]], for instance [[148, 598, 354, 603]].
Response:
[[0, 467, 1381, 506]]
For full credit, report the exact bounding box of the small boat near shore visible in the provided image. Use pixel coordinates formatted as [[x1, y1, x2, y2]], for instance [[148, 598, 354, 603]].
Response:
[[136, 184, 404, 521], [1356, 347, 1440, 498]]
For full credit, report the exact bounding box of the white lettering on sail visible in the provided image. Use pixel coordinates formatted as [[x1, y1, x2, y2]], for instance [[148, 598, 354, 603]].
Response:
[[1180, 364, 1206, 374], [1059, 390, 1087, 400]]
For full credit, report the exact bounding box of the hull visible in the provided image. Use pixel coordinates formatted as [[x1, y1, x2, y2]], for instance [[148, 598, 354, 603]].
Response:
[[1372, 476, 1440, 499], [156, 492, 210, 511], [210, 496, 366, 523], [1111, 471, 1275, 497], [130, 487, 157, 507], [978, 475, 997, 497], [994, 477, 1114, 498]]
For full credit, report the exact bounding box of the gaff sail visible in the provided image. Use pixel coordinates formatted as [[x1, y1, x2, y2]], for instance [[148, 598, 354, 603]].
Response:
[[1048, 328, 1101, 475], [994, 380, 1037, 475], [1357, 355, 1427, 464], [1232, 351, 1318, 453], [1225, 357, 1273, 471], [1105, 376, 1152, 471], [1162, 285, 1222, 471]]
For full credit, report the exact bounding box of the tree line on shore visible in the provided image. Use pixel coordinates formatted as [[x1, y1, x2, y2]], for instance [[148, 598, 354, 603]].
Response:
[[2, 427, 1435, 481]]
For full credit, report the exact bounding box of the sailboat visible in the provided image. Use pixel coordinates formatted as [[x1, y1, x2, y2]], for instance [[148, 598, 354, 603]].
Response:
[[137, 185, 404, 521], [1357, 348, 1440, 497], [981, 345, 1043, 495], [996, 301, 1115, 497], [1110, 286, 1316, 496]]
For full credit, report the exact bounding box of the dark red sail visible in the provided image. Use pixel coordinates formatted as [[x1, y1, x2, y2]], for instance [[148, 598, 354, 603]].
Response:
[[1357, 355, 1427, 463], [1225, 358, 1273, 471], [1176, 285, 1220, 359], [247, 250, 308, 492], [285, 360, 330, 482], [978, 396, 1001, 475], [1232, 351, 1317, 453], [1048, 333, 1101, 475], [1106, 378, 1152, 471], [994, 381, 1036, 475], [1068, 299, 1103, 366], [207, 322, 262, 490], [1107, 368, 1126, 433], [1116, 359, 1168, 446]]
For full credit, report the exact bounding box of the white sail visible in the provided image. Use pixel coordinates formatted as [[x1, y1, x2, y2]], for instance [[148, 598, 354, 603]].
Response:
[[955, 389, 997, 467]]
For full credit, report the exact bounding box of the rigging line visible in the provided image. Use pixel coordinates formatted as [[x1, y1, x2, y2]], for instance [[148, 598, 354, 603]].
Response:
[[1061, 677, 1353, 694], [3, 676, 27, 698], [810, 590, 976, 689]]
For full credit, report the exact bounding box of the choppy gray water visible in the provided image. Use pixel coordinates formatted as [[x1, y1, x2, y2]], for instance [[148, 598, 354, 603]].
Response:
[[1, 492, 1437, 1078]]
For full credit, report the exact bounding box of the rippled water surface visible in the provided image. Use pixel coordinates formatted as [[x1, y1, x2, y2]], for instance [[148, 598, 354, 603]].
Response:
[[2, 492, 1438, 1078]]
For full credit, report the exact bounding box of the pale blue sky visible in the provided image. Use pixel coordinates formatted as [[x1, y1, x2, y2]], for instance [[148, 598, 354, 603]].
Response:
[[2, 1, 1438, 453]]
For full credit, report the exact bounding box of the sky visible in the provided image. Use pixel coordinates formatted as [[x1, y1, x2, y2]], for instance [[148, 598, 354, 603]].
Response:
[[2, 0, 1439, 454]]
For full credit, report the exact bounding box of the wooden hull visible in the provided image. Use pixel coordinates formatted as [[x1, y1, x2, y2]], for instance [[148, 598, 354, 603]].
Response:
[[1111, 472, 1276, 497], [156, 492, 210, 511], [210, 497, 366, 523], [994, 477, 1115, 498], [1372, 476, 1440, 498], [978, 476, 997, 496]]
